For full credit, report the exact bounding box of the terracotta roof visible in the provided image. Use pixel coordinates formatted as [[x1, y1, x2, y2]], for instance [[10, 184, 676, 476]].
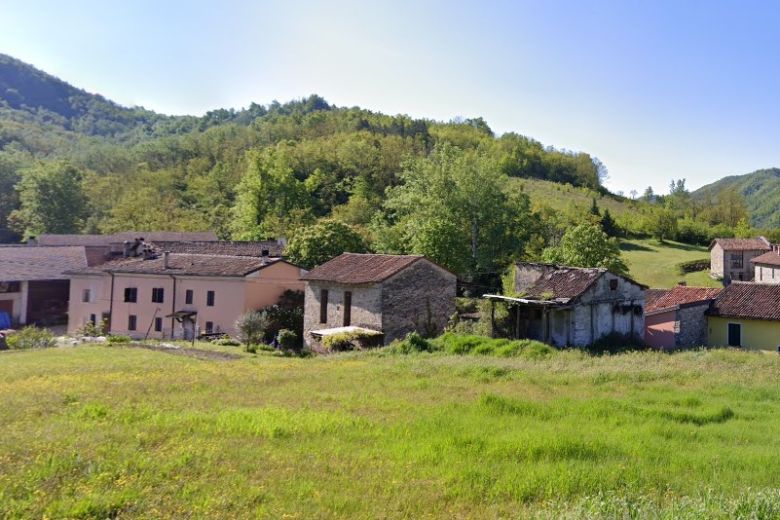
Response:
[[708, 282, 780, 321], [709, 237, 771, 251], [152, 240, 284, 257], [302, 253, 426, 284], [645, 286, 722, 314], [751, 251, 780, 267], [31, 231, 217, 246], [0, 246, 89, 281], [644, 289, 668, 311], [514, 263, 647, 304], [69, 253, 287, 278]]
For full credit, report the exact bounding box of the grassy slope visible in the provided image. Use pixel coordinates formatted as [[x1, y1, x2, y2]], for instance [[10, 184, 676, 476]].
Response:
[[2, 346, 780, 518], [621, 238, 720, 289], [515, 178, 635, 216]]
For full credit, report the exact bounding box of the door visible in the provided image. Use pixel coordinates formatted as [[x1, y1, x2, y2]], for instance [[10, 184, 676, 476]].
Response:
[[727, 323, 741, 347]]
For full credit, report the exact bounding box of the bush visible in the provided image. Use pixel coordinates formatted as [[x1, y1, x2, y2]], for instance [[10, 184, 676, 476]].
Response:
[[322, 330, 383, 351], [235, 310, 269, 352], [418, 333, 555, 359], [106, 335, 131, 344], [277, 329, 299, 352], [261, 290, 304, 343], [589, 332, 646, 354], [388, 332, 436, 354], [76, 320, 106, 337], [677, 258, 710, 274], [6, 327, 55, 350], [213, 337, 241, 347]]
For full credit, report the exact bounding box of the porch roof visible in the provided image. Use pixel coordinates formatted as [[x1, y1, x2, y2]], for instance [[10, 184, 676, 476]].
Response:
[[309, 326, 383, 338], [483, 294, 570, 307]]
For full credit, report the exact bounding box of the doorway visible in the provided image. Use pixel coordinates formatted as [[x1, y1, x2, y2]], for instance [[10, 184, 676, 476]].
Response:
[[727, 323, 742, 347]]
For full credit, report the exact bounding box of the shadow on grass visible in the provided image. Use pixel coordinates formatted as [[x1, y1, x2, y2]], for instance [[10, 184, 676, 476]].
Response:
[[619, 241, 655, 252]]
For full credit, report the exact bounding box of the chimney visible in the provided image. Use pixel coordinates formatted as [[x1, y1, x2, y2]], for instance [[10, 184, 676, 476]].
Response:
[[164, 251, 171, 269], [261, 249, 270, 265], [123, 240, 132, 258]]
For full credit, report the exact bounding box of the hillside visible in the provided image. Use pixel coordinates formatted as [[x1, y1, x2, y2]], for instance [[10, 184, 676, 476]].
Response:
[[2, 344, 780, 517], [692, 168, 780, 228], [620, 238, 720, 288]]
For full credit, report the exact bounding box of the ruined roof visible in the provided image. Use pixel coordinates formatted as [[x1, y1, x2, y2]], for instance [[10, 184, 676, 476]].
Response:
[[644, 289, 668, 311], [520, 266, 606, 303], [709, 237, 771, 251], [645, 286, 722, 314], [302, 253, 427, 284], [751, 250, 780, 267], [69, 253, 287, 278], [708, 282, 780, 322], [0, 246, 89, 281], [31, 231, 217, 246], [152, 240, 284, 257]]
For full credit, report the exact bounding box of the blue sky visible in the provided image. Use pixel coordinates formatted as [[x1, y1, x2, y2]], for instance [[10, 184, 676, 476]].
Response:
[[1, 0, 779, 194]]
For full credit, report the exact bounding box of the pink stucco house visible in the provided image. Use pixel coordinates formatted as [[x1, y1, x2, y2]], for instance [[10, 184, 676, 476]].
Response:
[[66, 250, 305, 339], [644, 286, 721, 349]]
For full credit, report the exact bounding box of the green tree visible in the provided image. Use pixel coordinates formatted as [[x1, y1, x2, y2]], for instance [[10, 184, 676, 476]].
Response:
[[376, 144, 531, 279], [646, 207, 678, 243], [734, 217, 753, 238], [8, 161, 89, 239], [541, 223, 628, 275], [284, 219, 368, 269]]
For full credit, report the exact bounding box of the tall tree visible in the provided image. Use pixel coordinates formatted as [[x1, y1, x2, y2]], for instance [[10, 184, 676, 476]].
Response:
[[8, 161, 89, 239], [541, 223, 628, 275], [284, 219, 368, 269]]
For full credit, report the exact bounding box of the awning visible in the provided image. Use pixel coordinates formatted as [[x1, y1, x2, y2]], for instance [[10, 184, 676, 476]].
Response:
[[483, 294, 570, 307], [165, 310, 197, 321], [310, 326, 383, 338]]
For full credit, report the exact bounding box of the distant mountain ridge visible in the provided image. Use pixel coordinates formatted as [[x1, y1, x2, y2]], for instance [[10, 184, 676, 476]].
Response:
[[692, 168, 780, 228]]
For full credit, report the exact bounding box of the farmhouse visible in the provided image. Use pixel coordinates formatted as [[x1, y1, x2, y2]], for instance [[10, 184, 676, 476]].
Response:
[[0, 245, 104, 327], [644, 286, 721, 349], [707, 282, 780, 350], [301, 253, 457, 347], [751, 245, 780, 283], [709, 237, 771, 282], [66, 249, 305, 339], [485, 263, 646, 347]]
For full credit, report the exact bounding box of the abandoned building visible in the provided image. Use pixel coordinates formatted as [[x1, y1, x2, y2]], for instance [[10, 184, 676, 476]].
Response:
[[485, 263, 646, 347], [644, 286, 721, 349], [709, 237, 771, 282], [301, 253, 457, 347]]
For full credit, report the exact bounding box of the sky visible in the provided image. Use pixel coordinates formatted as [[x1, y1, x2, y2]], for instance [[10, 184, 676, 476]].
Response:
[[1, 0, 780, 194]]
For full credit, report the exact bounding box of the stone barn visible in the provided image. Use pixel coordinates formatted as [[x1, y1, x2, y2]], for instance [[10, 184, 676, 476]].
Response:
[[709, 237, 771, 282], [486, 263, 646, 347], [302, 253, 457, 347]]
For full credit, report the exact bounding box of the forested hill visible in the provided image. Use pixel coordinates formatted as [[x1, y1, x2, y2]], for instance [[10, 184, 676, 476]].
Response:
[[692, 168, 780, 228]]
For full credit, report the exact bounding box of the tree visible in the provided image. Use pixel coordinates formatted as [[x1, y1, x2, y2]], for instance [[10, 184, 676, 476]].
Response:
[[711, 187, 748, 228], [601, 209, 619, 237], [235, 310, 269, 352], [642, 186, 655, 202], [376, 143, 531, 279], [541, 223, 628, 274], [734, 217, 753, 238], [646, 207, 678, 242], [284, 219, 368, 269], [629, 189, 638, 200], [8, 161, 89, 239]]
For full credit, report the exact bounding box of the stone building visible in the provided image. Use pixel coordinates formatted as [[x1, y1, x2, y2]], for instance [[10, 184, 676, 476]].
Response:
[[709, 237, 771, 282], [751, 245, 780, 283], [644, 286, 721, 349], [485, 263, 646, 347], [301, 253, 457, 347]]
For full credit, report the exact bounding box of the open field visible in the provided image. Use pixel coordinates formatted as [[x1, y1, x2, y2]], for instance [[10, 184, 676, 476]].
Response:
[[515, 178, 634, 216], [3, 344, 780, 518], [621, 238, 720, 288]]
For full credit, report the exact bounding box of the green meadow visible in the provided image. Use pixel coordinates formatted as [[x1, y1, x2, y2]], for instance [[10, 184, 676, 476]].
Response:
[[2, 343, 780, 518], [621, 238, 720, 288]]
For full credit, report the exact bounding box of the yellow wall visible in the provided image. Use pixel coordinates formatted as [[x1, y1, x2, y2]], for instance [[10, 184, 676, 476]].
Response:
[[708, 316, 780, 350]]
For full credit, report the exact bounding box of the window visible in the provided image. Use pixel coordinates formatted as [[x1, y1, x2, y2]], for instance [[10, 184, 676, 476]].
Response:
[[185, 289, 193, 305], [128, 315, 137, 331], [82, 289, 91, 303], [154, 317, 163, 332], [205, 321, 214, 333], [730, 253, 743, 269], [343, 291, 352, 326], [727, 323, 741, 347], [207, 290, 215, 307], [609, 279, 618, 291], [124, 287, 137, 303], [320, 289, 329, 323], [151, 287, 164, 303], [89, 313, 96, 325], [760, 267, 763, 282]]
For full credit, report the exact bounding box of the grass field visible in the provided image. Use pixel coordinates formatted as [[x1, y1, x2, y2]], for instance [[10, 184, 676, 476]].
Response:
[[515, 178, 634, 217], [621, 238, 720, 288], [3, 344, 780, 518]]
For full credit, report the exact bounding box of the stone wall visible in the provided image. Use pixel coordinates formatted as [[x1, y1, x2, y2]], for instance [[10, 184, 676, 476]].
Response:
[[755, 264, 780, 284], [303, 281, 382, 347], [380, 260, 456, 344], [675, 302, 711, 347], [571, 273, 645, 346], [710, 244, 724, 278]]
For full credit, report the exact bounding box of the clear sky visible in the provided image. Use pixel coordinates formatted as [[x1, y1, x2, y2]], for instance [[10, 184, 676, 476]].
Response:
[[1, 0, 779, 194]]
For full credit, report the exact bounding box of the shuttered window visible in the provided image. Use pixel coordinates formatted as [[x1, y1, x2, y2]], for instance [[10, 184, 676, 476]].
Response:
[[320, 289, 329, 324], [343, 291, 352, 326]]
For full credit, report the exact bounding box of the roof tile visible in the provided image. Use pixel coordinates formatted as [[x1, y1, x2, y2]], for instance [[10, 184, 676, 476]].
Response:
[[0, 246, 89, 281], [709, 282, 780, 321], [302, 253, 425, 284], [645, 286, 722, 313]]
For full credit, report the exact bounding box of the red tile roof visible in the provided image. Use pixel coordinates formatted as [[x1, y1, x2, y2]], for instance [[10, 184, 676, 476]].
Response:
[[645, 286, 722, 314], [708, 282, 780, 321], [709, 237, 771, 251], [153, 240, 284, 257], [302, 253, 427, 284], [0, 246, 89, 281], [751, 250, 780, 267], [69, 254, 289, 278]]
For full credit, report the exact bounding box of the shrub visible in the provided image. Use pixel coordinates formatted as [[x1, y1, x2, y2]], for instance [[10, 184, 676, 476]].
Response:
[[388, 332, 436, 354], [261, 290, 304, 342], [677, 258, 710, 274], [76, 320, 106, 337], [277, 329, 299, 352], [589, 332, 646, 354], [322, 330, 383, 351], [6, 326, 55, 350], [235, 310, 269, 352], [106, 335, 131, 344], [424, 333, 556, 359], [213, 338, 241, 347]]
